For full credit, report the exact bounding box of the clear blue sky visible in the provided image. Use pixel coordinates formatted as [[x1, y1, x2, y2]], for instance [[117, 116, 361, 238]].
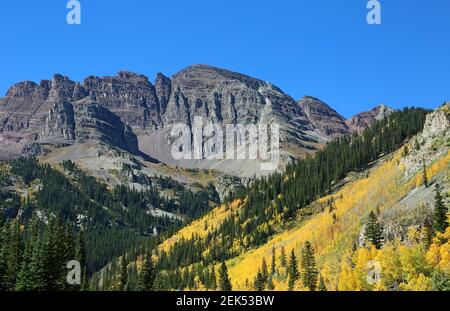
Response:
[[0, 0, 449, 118]]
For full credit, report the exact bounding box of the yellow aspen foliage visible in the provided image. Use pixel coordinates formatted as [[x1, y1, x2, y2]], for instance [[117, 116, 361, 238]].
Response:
[[399, 274, 433, 291], [426, 227, 450, 273]]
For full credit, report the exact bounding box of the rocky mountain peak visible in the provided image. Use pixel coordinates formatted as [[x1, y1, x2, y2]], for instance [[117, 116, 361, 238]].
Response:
[[297, 96, 349, 138], [0, 65, 400, 176], [117, 71, 150, 83], [6, 81, 38, 98], [345, 104, 394, 134]]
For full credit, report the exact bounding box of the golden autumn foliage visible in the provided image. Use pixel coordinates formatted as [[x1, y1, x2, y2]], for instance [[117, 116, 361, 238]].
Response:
[[225, 149, 449, 291], [159, 199, 243, 253]]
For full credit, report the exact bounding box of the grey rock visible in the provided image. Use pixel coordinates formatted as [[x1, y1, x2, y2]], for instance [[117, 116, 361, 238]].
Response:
[[345, 104, 394, 134]]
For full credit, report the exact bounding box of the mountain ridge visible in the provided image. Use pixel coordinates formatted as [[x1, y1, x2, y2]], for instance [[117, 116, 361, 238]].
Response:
[[0, 65, 395, 176]]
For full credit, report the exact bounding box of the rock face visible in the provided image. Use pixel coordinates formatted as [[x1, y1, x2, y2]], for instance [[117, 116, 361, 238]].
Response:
[[297, 96, 350, 138], [345, 104, 394, 134], [401, 103, 449, 178], [0, 64, 389, 176]]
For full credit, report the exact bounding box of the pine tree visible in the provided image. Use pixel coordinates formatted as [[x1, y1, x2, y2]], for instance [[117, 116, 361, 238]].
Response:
[[280, 246, 287, 268], [16, 218, 40, 291], [154, 272, 169, 291], [138, 253, 156, 291], [0, 222, 7, 291], [254, 268, 266, 291], [301, 241, 319, 291], [364, 211, 384, 249], [318, 275, 327, 291], [218, 261, 232, 291], [433, 184, 449, 233], [261, 257, 268, 281], [287, 249, 299, 291], [4, 219, 22, 290], [210, 266, 217, 290], [270, 247, 276, 276], [43, 217, 67, 290], [119, 256, 128, 291], [422, 158, 429, 187]]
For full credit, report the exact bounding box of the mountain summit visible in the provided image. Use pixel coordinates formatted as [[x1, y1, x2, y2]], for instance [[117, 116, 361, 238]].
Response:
[[0, 65, 391, 176]]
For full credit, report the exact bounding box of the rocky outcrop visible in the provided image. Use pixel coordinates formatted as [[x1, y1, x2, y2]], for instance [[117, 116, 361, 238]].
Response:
[[73, 98, 140, 154], [0, 65, 396, 176], [82, 71, 162, 131], [297, 96, 350, 139], [345, 104, 394, 134], [401, 103, 449, 178]]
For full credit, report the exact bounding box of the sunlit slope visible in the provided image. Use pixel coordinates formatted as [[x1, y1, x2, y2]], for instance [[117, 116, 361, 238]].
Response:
[[227, 150, 450, 290], [158, 199, 242, 253]]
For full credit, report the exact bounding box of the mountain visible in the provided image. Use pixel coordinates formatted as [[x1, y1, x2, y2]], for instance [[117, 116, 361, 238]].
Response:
[[345, 104, 394, 134], [0, 65, 386, 177], [297, 96, 350, 138], [117, 104, 448, 291]]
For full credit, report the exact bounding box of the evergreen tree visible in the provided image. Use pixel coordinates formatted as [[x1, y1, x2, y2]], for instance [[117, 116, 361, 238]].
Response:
[[267, 275, 275, 290], [301, 241, 318, 291], [254, 268, 266, 291], [138, 253, 156, 291], [364, 211, 384, 249], [261, 257, 268, 281], [43, 217, 67, 290], [0, 222, 7, 291], [422, 223, 433, 250], [3, 220, 22, 290], [16, 218, 40, 291], [433, 184, 449, 233], [287, 249, 299, 291], [218, 261, 232, 291], [119, 256, 128, 291], [280, 246, 287, 268], [270, 247, 276, 276], [318, 275, 327, 291], [210, 266, 217, 290], [154, 272, 169, 291], [422, 158, 429, 187]]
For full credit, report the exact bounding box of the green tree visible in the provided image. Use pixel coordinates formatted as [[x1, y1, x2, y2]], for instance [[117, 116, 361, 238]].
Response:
[[270, 247, 276, 275], [218, 261, 232, 291], [210, 266, 217, 290], [138, 253, 156, 291], [422, 159, 429, 187], [16, 218, 40, 291], [119, 256, 128, 291], [254, 268, 266, 291], [3, 220, 22, 290], [364, 211, 384, 249], [280, 246, 287, 268], [154, 272, 169, 291], [301, 241, 319, 291], [433, 184, 449, 233], [287, 249, 299, 291], [261, 257, 268, 281], [318, 275, 327, 291]]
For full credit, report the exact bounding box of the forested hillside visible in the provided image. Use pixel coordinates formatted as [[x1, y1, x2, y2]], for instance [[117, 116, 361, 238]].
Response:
[[0, 158, 217, 290], [96, 106, 449, 291], [1, 105, 448, 291]]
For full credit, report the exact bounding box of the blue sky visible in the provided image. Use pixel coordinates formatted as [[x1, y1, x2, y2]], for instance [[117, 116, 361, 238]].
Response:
[[0, 0, 449, 118]]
